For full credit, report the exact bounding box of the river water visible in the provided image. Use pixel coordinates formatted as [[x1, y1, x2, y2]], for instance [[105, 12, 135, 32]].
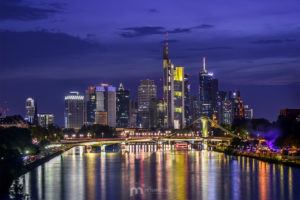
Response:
[[14, 146, 300, 200]]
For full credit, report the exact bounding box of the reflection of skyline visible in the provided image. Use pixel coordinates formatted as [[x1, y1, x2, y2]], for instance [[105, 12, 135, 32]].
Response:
[[20, 147, 297, 200]]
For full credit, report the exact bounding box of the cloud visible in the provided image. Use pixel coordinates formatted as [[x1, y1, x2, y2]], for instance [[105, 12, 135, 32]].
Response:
[[250, 39, 296, 44], [148, 9, 159, 13], [186, 46, 232, 51], [0, 30, 102, 67], [0, 0, 61, 21], [120, 24, 214, 38]]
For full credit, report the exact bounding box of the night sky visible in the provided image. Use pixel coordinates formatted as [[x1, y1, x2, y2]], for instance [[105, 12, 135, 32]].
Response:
[[1, 0, 300, 126]]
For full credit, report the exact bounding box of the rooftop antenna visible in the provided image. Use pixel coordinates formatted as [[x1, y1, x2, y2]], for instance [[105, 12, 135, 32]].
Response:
[[203, 57, 206, 72]]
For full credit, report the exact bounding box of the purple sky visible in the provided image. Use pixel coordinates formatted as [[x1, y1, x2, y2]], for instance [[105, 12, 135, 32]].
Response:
[[1, 0, 300, 126]]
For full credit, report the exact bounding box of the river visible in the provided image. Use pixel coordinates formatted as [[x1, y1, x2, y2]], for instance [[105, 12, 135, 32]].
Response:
[[12, 146, 300, 200]]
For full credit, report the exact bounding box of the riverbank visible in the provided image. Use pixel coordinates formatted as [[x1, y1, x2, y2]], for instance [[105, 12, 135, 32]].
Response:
[[215, 147, 300, 168]]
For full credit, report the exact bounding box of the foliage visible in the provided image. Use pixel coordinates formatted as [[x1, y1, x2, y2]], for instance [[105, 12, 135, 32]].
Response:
[[79, 124, 116, 138], [31, 124, 62, 142]]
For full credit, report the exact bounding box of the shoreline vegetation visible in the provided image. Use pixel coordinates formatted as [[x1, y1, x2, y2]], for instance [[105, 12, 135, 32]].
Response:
[[214, 147, 300, 168]]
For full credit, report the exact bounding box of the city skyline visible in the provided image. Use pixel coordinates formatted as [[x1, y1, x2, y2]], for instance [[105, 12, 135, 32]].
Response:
[[1, 0, 300, 126]]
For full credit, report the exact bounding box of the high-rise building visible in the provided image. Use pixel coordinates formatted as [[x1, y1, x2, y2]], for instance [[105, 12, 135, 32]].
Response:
[[85, 86, 96, 124], [162, 34, 185, 129], [156, 99, 165, 128], [216, 91, 227, 124], [137, 79, 157, 128], [116, 83, 130, 128], [64, 92, 84, 129], [173, 67, 185, 129], [234, 95, 245, 120], [38, 113, 54, 128], [25, 97, 36, 124], [95, 84, 116, 127], [199, 57, 218, 119], [223, 98, 233, 125], [184, 74, 192, 126], [244, 105, 253, 119], [129, 99, 138, 128], [191, 95, 201, 128]]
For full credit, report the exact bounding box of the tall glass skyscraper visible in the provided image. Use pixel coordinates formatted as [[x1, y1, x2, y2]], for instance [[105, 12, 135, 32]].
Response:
[[64, 92, 84, 129], [137, 79, 157, 128], [116, 83, 130, 128], [95, 84, 116, 127], [199, 57, 218, 118], [163, 34, 185, 129], [25, 97, 37, 124], [85, 86, 96, 124]]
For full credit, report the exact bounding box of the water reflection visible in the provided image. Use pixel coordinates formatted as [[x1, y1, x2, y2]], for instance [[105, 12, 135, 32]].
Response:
[[13, 146, 300, 200]]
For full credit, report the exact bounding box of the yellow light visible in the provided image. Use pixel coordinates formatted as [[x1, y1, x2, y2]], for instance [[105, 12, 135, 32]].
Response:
[[174, 91, 182, 96], [175, 107, 182, 113], [174, 67, 184, 81]]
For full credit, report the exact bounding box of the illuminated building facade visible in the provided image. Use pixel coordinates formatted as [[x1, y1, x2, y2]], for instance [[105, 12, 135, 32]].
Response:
[[95, 84, 116, 127], [234, 95, 245, 120], [216, 91, 227, 124], [137, 79, 157, 128], [38, 113, 54, 128], [25, 97, 36, 124], [156, 99, 165, 128], [163, 34, 185, 129], [244, 105, 253, 119], [64, 92, 84, 129], [129, 99, 138, 128], [199, 57, 218, 118], [184, 74, 192, 126], [116, 83, 130, 128], [85, 86, 96, 124]]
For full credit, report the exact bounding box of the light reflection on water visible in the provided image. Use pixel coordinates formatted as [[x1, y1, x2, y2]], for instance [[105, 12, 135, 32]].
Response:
[[15, 146, 300, 200]]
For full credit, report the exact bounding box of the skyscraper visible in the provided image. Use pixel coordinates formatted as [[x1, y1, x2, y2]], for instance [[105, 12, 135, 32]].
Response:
[[234, 95, 245, 120], [184, 74, 192, 126], [95, 84, 116, 127], [116, 83, 130, 128], [244, 105, 253, 119], [199, 57, 218, 119], [163, 34, 185, 129], [25, 97, 36, 124], [129, 99, 138, 128], [64, 92, 84, 129], [38, 113, 54, 128], [85, 86, 96, 124], [137, 79, 157, 128]]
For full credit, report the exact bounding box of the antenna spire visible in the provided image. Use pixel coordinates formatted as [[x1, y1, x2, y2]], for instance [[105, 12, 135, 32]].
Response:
[[203, 57, 206, 72], [166, 32, 168, 46]]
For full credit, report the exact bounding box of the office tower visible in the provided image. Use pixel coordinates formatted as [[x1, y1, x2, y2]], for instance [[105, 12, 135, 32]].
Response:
[[149, 98, 157, 128], [64, 92, 84, 129], [173, 67, 185, 129], [244, 105, 253, 119], [116, 83, 130, 128], [137, 79, 157, 128], [184, 74, 192, 126], [216, 91, 227, 124], [129, 99, 138, 128], [156, 99, 165, 128], [95, 84, 116, 127], [85, 86, 96, 124], [223, 98, 233, 125], [190, 95, 201, 125], [162, 34, 185, 129], [234, 95, 245, 120], [38, 113, 54, 128], [199, 57, 218, 119], [25, 97, 36, 124]]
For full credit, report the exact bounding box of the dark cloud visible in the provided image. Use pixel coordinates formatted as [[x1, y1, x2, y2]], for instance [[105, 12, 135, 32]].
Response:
[[0, 0, 60, 21], [250, 39, 296, 44], [120, 24, 214, 38], [0, 30, 102, 67], [186, 46, 232, 51], [148, 9, 159, 13], [160, 39, 179, 44], [193, 24, 215, 29]]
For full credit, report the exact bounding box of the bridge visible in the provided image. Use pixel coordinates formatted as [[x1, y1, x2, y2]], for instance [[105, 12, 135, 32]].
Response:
[[57, 116, 240, 150]]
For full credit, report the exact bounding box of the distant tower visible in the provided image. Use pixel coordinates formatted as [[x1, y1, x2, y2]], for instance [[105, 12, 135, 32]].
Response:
[[199, 57, 218, 118], [95, 84, 117, 127], [137, 79, 157, 128], [116, 83, 130, 128], [25, 98, 36, 124], [163, 33, 185, 129], [64, 92, 84, 129], [85, 86, 96, 124]]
